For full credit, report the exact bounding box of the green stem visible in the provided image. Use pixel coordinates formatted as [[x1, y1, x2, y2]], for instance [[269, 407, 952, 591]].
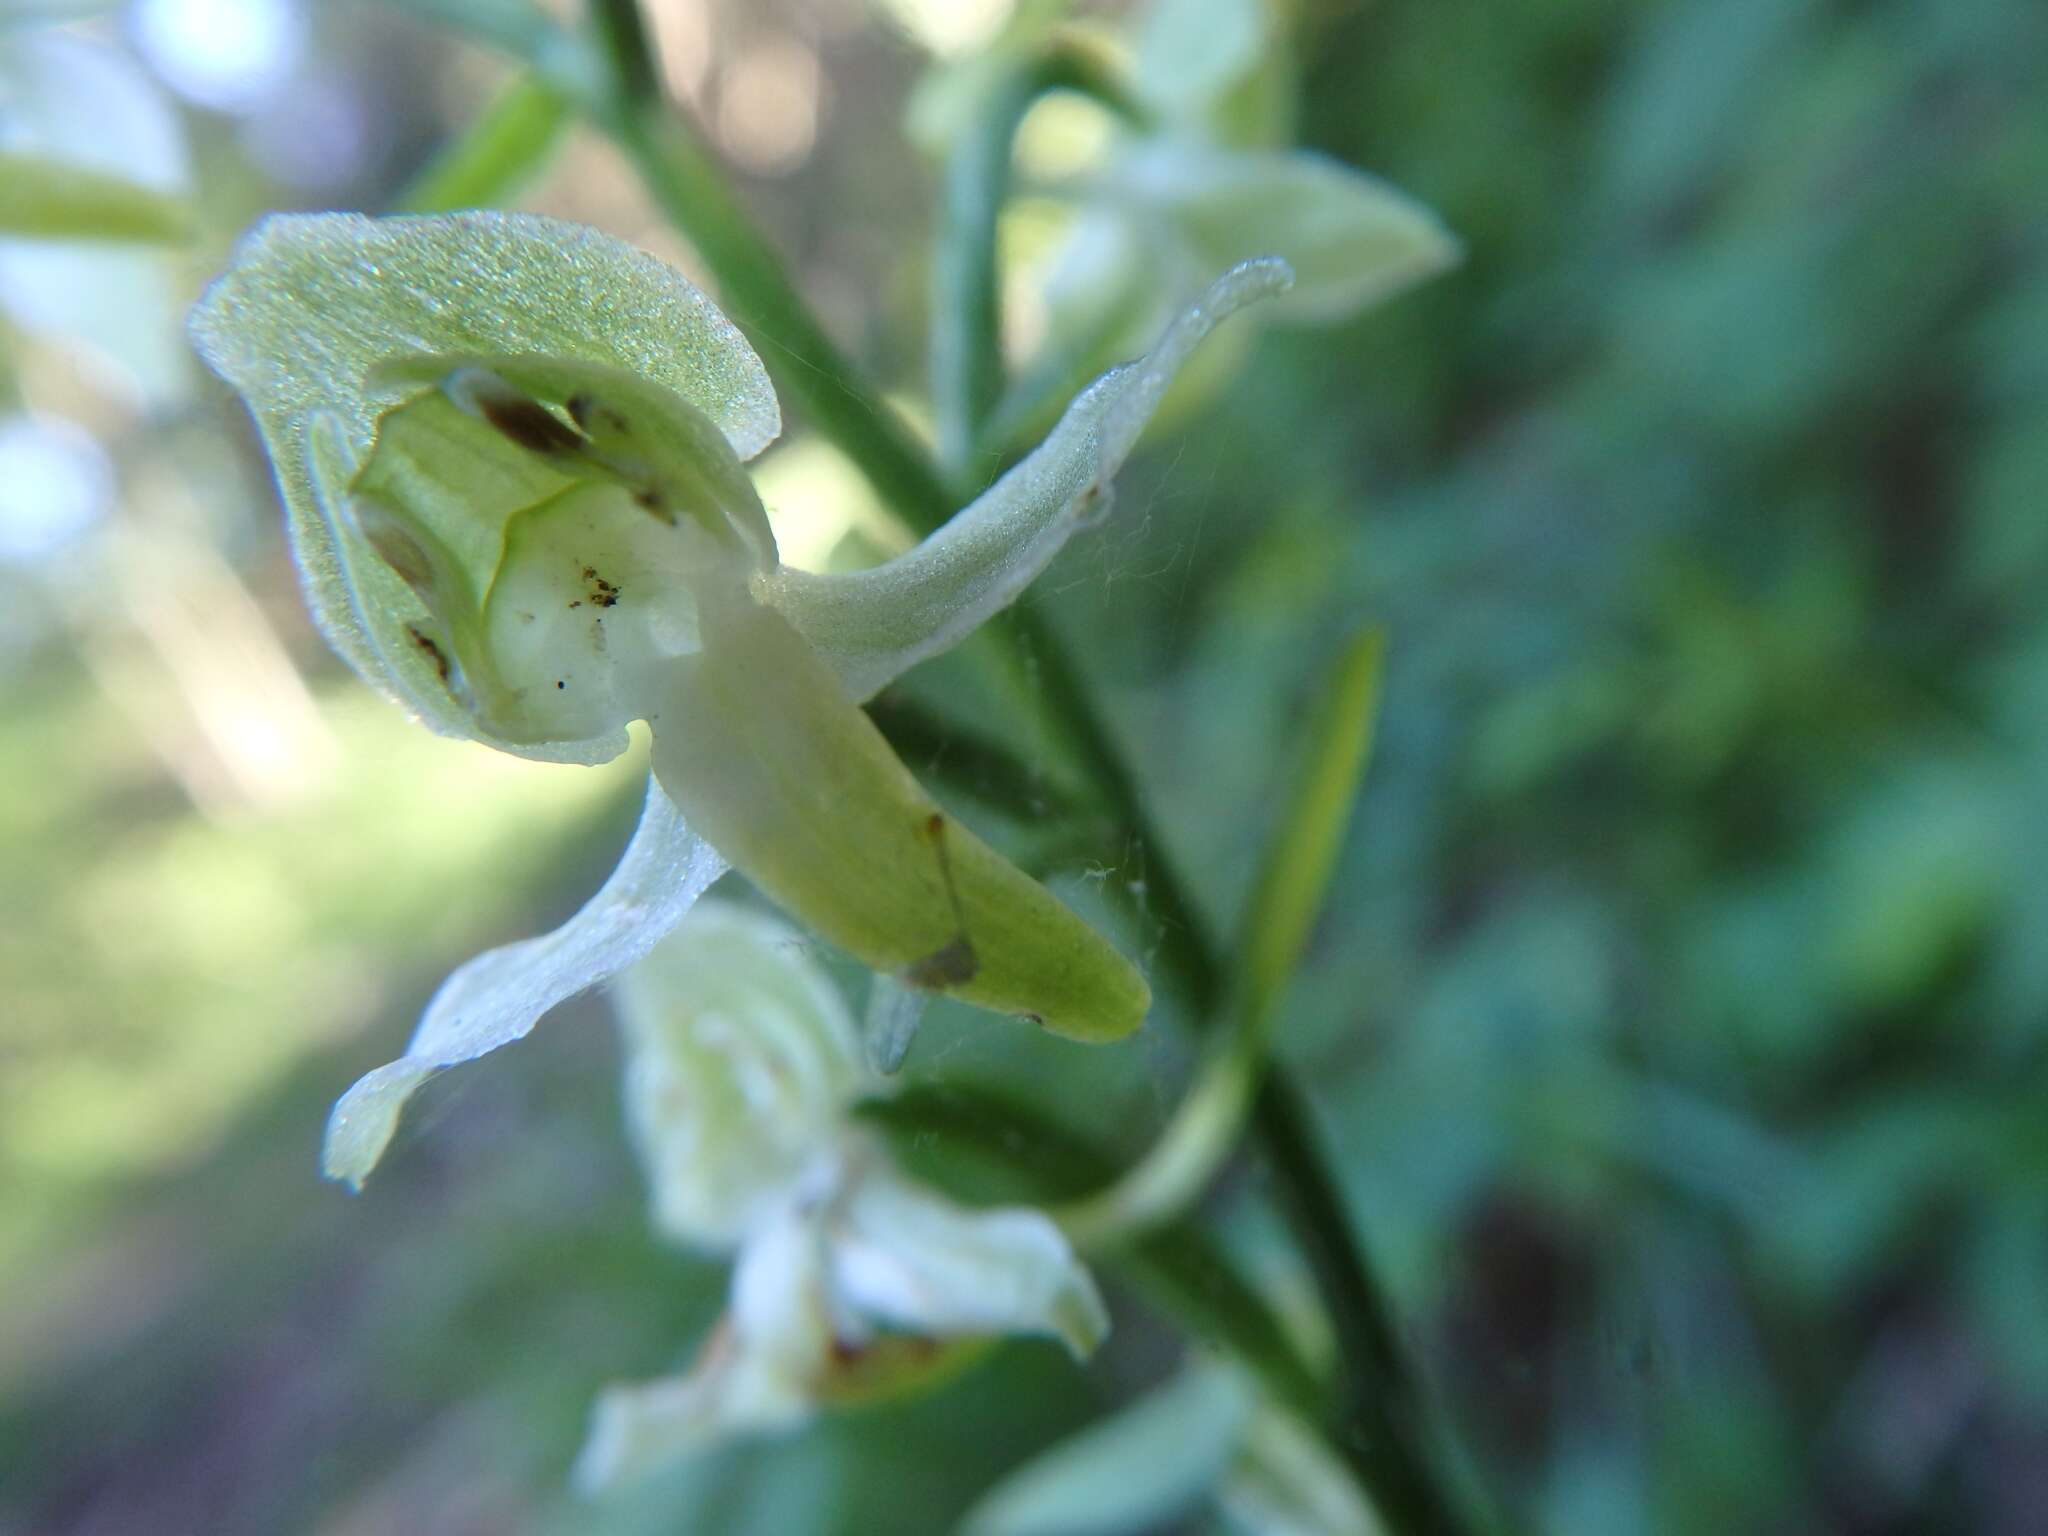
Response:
[[1064, 626, 1389, 1246], [931, 42, 1143, 475], [531, 6, 1474, 1530], [1013, 625, 1466, 1536], [1255, 1075, 1471, 1536], [583, 0, 961, 536], [395, 70, 569, 213]]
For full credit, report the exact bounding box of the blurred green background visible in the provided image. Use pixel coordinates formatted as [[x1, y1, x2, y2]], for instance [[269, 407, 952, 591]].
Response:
[[3, 0, 2047, 1531]]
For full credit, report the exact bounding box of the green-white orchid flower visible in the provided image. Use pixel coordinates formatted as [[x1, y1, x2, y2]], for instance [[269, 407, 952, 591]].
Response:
[[188, 210, 1287, 1187], [929, 0, 1456, 414], [575, 901, 1107, 1490]]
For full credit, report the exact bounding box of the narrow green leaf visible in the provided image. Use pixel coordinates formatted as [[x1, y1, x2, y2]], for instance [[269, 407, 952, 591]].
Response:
[[395, 71, 571, 213], [962, 1364, 1253, 1536], [1220, 1400, 1383, 1536], [1062, 628, 1388, 1241], [0, 33, 189, 253], [0, 152, 193, 244], [1240, 627, 1388, 1029], [1059, 1042, 1259, 1247]]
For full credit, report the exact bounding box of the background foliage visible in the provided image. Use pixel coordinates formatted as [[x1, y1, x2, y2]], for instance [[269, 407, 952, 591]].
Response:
[[2, 0, 2045, 1531]]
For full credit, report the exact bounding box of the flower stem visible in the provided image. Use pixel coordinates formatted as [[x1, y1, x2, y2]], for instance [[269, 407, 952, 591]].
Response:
[[1018, 640, 1480, 1536], [930, 39, 1144, 475], [395, 69, 569, 213], [584, 0, 964, 541], [1255, 1073, 1475, 1536]]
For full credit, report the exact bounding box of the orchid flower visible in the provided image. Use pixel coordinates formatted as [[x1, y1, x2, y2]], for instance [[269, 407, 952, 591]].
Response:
[[188, 210, 1288, 1187], [919, 0, 1457, 408], [1108, 0, 1460, 327], [573, 900, 1107, 1490]]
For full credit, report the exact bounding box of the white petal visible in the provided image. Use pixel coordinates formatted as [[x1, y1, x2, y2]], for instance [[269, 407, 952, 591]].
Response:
[[1032, 203, 1161, 374], [760, 258, 1292, 700], [614, 902, 863, 1246], [575, 1359, 805, 1494], [322, 777, 728, 1187], [574, 1201, 834, 1492], [1133, 0, 1272, 129], [829, 1154, 1109, 1358], [861, 972, 928, 1076], [730, 1198, 842, 1368]]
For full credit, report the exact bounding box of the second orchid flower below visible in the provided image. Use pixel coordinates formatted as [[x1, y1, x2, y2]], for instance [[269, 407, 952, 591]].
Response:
[[575, 900, 1107, 1490]]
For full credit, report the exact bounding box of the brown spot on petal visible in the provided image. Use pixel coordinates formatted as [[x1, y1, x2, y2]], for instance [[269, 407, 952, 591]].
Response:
[[905, 935, 978, 990], [566, 392, 629, 436], [405, 624, 452, 685], [904, 811, 978, 988], [480, 394, 585, 456], [632, 485, 674, 523]]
